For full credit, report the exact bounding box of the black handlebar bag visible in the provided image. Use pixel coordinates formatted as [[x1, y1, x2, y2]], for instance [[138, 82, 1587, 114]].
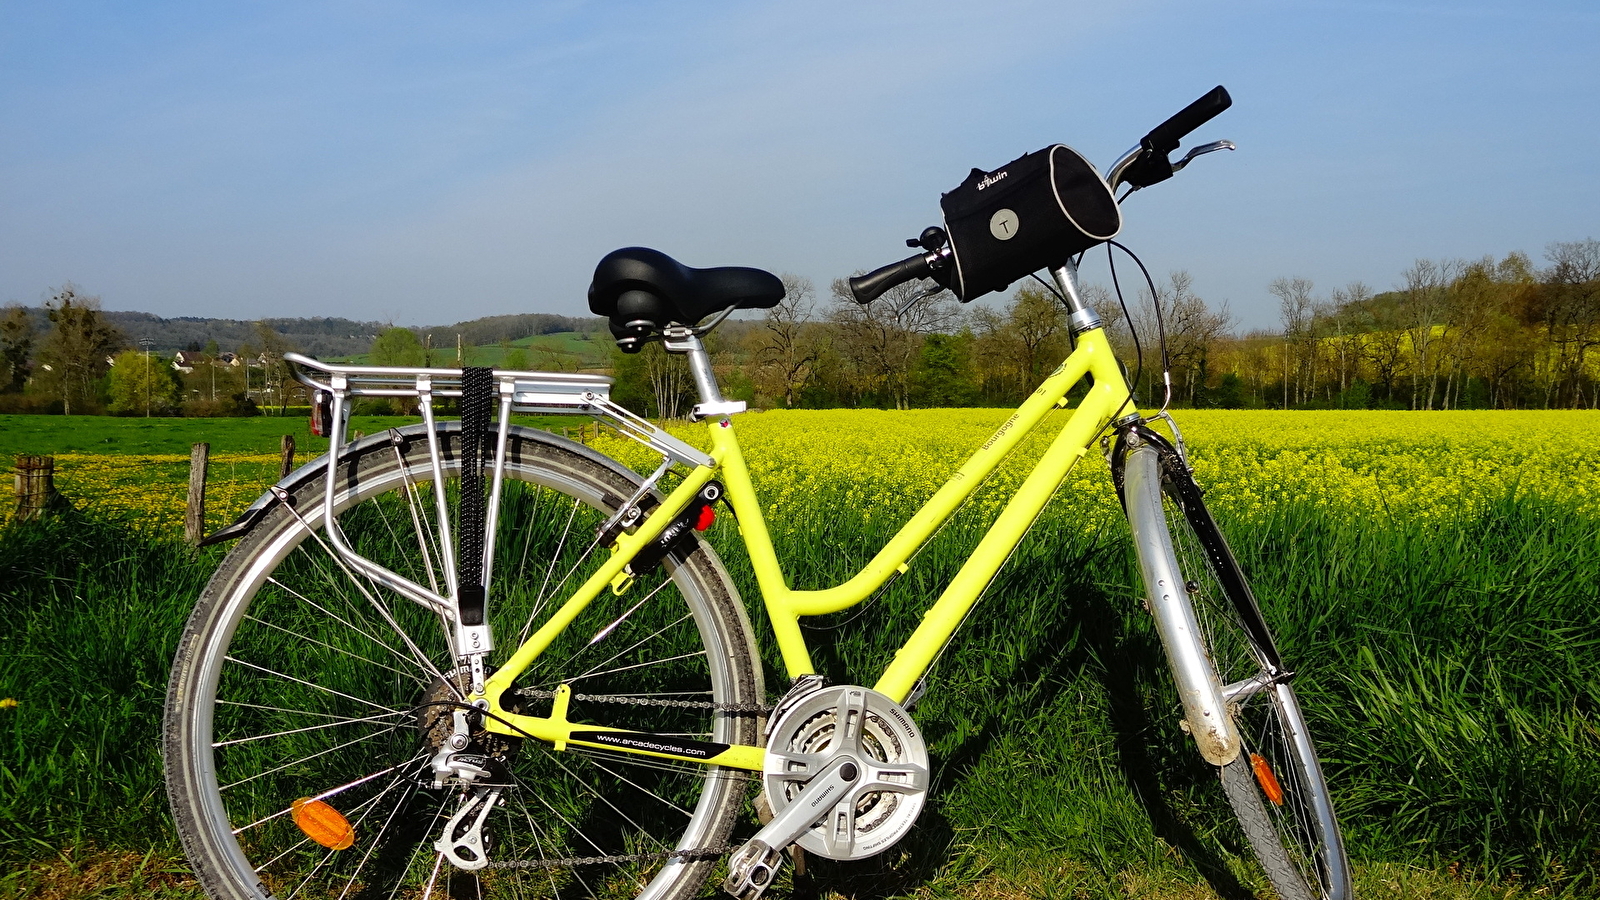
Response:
[[939, 144, 1121, 302]]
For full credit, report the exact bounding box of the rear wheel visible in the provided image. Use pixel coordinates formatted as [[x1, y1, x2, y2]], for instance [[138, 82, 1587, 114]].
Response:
[[1121, 432, 1349, 900], [165, 425, 762, 900]]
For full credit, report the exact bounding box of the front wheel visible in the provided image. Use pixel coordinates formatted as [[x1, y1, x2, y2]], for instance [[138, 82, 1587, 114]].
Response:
[[165, 425, 763, 900], [1119, 431, 1350, 900]]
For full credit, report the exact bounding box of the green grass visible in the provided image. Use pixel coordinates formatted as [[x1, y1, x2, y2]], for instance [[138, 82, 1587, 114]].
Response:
[[0, 517, 207, 860], [0, 414, 416, 457], [698, 472, 1600, 897], [2, 435, 1597, 897], [0, 413, 603, 458]]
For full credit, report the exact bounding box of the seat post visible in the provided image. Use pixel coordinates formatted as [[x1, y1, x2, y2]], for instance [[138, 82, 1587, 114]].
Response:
[[662, 327, 746, 420]]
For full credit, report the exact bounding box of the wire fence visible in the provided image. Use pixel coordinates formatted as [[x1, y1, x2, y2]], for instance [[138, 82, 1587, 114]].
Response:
[[3, 422, 615, 539], [3, 451, 283, 537]]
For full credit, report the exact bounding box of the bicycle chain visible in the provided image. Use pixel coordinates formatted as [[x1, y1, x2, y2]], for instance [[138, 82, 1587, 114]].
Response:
[[482, 688, 775, 870]]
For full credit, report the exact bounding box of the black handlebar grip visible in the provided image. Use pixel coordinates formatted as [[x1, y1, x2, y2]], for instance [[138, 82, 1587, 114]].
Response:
[[848, 252, 934, 304], [1143, 85, 1232, 154]]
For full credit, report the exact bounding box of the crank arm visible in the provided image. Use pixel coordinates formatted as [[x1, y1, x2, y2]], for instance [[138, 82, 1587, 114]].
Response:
[[724, 757, 862, 899]]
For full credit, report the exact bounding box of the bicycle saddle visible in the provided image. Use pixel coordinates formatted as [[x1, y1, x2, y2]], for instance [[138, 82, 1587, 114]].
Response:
[[588, 247, 785, 350]]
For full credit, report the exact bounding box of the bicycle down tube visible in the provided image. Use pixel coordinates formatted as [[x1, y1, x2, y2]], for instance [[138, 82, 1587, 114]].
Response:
[[477, 322, 1134, 765]]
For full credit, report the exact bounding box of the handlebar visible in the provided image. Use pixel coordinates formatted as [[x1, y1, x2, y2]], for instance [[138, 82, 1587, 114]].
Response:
[[851, 86, 1232, 304], [1114, 85, 1232, 190], [847, 247, 948, 304], [1144, 85, 1231, 156]]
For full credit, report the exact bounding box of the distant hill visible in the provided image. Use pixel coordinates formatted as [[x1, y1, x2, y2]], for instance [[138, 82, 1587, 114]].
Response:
[[103, 312, 387, 357], [340, 330, 613, 371], [413, 313, 603, 348], [10, 308, 607, 358]]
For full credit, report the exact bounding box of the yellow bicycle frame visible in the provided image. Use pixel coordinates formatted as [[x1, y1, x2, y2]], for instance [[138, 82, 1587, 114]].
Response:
[[480, 326, 1135, 771]]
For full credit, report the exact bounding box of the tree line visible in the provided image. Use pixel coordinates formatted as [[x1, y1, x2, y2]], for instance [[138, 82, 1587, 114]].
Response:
[[1240, 240, 1600, 410], [6, 238, 1595, 418], [0, 288, 605, 417], [609, 239, 1600, 416], [1, 284, 302, 416]]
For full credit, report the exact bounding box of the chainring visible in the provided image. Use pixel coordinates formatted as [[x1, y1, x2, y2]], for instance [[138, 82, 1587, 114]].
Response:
[[762, 684, 929, 861]]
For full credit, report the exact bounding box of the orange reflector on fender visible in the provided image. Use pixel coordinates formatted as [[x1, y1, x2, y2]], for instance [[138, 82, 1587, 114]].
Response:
[[1250, 753, 1285, 806], [292, 797, 355, 850]]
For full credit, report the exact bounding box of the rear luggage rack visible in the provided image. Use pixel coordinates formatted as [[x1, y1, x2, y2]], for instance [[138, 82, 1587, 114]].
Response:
[[284, 352, 711, 469], [286, 352, 614, 414]]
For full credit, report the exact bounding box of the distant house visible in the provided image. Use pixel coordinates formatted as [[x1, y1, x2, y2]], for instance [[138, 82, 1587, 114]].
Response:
[[172, 351, 202, 373], [216, 352, 241, 367]]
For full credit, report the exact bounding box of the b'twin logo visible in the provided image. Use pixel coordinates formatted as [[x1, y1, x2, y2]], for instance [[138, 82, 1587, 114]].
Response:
[[976, 170, 1007, 190]]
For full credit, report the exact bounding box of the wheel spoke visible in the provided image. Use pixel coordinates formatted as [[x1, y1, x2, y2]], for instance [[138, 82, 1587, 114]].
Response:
[[586, 577, 677, 646], [261, 578, 417, 673], [222, 724, 411, 796], [566, 649, 708, 685], [334, 773, 423, 900], [575, 608, 693, 682], [221, 656, 402, 719], [243, 614, 426, 687], [213, 710, 409, 748], [518, 498, 595, 646], [581, 754, 696, 818]]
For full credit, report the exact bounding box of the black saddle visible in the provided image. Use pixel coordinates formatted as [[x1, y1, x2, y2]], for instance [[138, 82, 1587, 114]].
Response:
[[587, 247, 785, 351]]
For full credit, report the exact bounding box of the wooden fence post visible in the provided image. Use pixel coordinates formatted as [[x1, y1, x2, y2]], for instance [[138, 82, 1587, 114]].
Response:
[[186, 442, 209, 546], [14, 455, 56, 521], [280, 434, 296, 478]]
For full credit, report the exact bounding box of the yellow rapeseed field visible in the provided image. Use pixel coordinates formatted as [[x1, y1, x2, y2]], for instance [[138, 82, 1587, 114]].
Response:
[[8, 410, 1595, 534], [7, 452, 284, 533], [595, 409, 1600, 527]]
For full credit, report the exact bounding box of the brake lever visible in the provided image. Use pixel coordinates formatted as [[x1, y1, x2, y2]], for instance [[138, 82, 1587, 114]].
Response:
[[1169, 140, 1236, 174], [895, 284, 942, 317]]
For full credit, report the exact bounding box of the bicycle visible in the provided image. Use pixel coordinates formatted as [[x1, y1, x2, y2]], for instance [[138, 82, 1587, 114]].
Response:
[[165, 85, 1350, 900]]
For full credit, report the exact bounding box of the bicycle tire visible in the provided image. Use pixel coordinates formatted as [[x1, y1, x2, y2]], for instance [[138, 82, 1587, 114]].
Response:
[[165, 424, 762, 900], [1119, 432, 1349, 900]]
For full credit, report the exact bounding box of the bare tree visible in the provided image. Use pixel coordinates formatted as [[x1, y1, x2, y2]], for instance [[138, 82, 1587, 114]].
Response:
[[1120, 272, 1235, 405], [38, 284, 125, 415], [828, 276, 960, 408], [1085, 283, 1132, 356], [1538, 239, 1600, 407], [1443, 255, 1529, 409], [645, 344, 693, 420], [1271, 277, 1315, 408], [1322, 282, 1371, 399], [1231, 329, 1281, 407], [252, 321, 298, 414], [1358, 295, 1410, 405], [1399, 258, 1461, 409], [1146, 272, 1233, 405], [1, 304, 34, 393], [750, 274, 826, 407], [971, 285, 1070, 401]]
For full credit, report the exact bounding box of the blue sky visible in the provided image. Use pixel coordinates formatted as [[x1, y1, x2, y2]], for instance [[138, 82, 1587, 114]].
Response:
[[2, 1, 1595, 330]]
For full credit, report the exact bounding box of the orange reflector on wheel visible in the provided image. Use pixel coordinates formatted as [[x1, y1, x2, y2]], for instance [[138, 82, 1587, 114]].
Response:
[[1250, 753, 1285, 806], [292, 797, 355, 850]]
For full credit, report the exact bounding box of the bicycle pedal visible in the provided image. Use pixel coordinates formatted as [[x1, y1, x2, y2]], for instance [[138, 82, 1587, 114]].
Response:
[[722, 839, 783, 900]]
